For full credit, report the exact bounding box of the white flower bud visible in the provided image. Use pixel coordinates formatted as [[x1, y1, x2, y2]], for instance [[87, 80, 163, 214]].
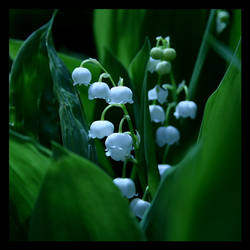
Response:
[[162, 48, 176, 61], [150, 47, 163, 60], [216, 10, 230, 33], [174, 101, 197, 119], [130, 198, 151, 219], [158, 164, 171, 176], [88, 120, 114, 139], [156, 126, 180, 147], [156, 61, 172, 75], [88, 82, 111, 102], [113, 178, 136, 199], [147, 57, 160, 73], [105, 133, 133, 161], [149, 105, 165, 123], [148, 85, 168, 105], [72, 67, 91, 86], [108, 86, 134, 105]]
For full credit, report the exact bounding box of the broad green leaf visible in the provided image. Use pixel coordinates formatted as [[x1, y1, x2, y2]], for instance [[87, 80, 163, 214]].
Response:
[[28, 147, 146, 241], [45, 12, 97, 162], [141, 70, 160, 199], [9, 38, 100, 124], [9, 22, 61, 148], [9, 130, 52, 241], [141, 39, 241, 241], [93, 9, 147, 68], [9, 38, 23, 60]]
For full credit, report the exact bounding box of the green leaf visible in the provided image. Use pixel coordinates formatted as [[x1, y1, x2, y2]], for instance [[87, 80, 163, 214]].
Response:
[[141, 70, 161, 199], [9, 22, 61, 148], [9, 38, 23, 60], [93, 9, 147, 68], [9, 130, 52, 241], [45, 14, 97, 162], [128, 37, 151, 124], [28, 147, 146, 241], [129, 38, 160, 198], [229, 9, 241, 52], [207, 34, 241, 70], [141, 39, 241, 241], [9, 38, 100, 124], [188, 9, 216, 100], [127, 38, 151, 194]]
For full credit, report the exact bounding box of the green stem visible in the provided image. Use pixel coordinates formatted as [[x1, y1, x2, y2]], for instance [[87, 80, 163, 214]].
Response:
[[142, 186, 149, 201], [157, 74, 162, 86], [101, 104, 122, 120], [177, 85, 189, 100], [122, 159, 127, 178], [120, 105, 136, 140], [98, 72, 110, 82], [130, 163, 137, 180], [162, 144, 170, 164], [170, 71, 178, 102], [80, 58, 116, 87], [118, 115, 129, 133], [165, 102, 176, 126]]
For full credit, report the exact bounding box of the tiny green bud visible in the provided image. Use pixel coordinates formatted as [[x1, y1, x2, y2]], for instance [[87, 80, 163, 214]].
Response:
[[156, 61, 172, 75], [163, 48, 176, 61], [150, 47, 163, 60]]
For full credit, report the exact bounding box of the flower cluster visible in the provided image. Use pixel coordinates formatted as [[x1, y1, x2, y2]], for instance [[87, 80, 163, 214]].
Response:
[[147, 36, 175, 75], [147, 36, 197, 166], [72, 59, 150, 220]]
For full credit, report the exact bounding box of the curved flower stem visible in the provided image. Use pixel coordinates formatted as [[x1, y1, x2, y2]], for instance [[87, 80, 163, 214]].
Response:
[[177, 85, 189, 100], [100, 104, 122, 120], [118, 115, 129, 133], [80, 58, 116, 87], [98, 72, 111, 82], [165, 102, 176, 126]]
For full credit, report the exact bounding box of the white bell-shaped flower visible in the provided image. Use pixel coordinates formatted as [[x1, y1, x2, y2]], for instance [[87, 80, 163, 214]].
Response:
[[130, 198, 151, 219], [155, 61, 172, 75], [88, 120, 114, 139], [148, 86, 158, 100], [149, 105, 165, 123], [72, 67, 92, 86], [108, 86, 134, 104], [158, 164, 171, 177], [148, 85, 168, 104], [156, 126, 180, 147], [147, 57, 160, 73], [113, 178, 136, 199], [216, 10, 230, 33], [105, 133, 133, 161], [174, 100, 197, 119], [88, 82, 111, 102]]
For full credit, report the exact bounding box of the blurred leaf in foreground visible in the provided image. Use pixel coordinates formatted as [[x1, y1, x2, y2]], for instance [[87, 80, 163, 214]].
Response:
[[29, 144, 146, 241]]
